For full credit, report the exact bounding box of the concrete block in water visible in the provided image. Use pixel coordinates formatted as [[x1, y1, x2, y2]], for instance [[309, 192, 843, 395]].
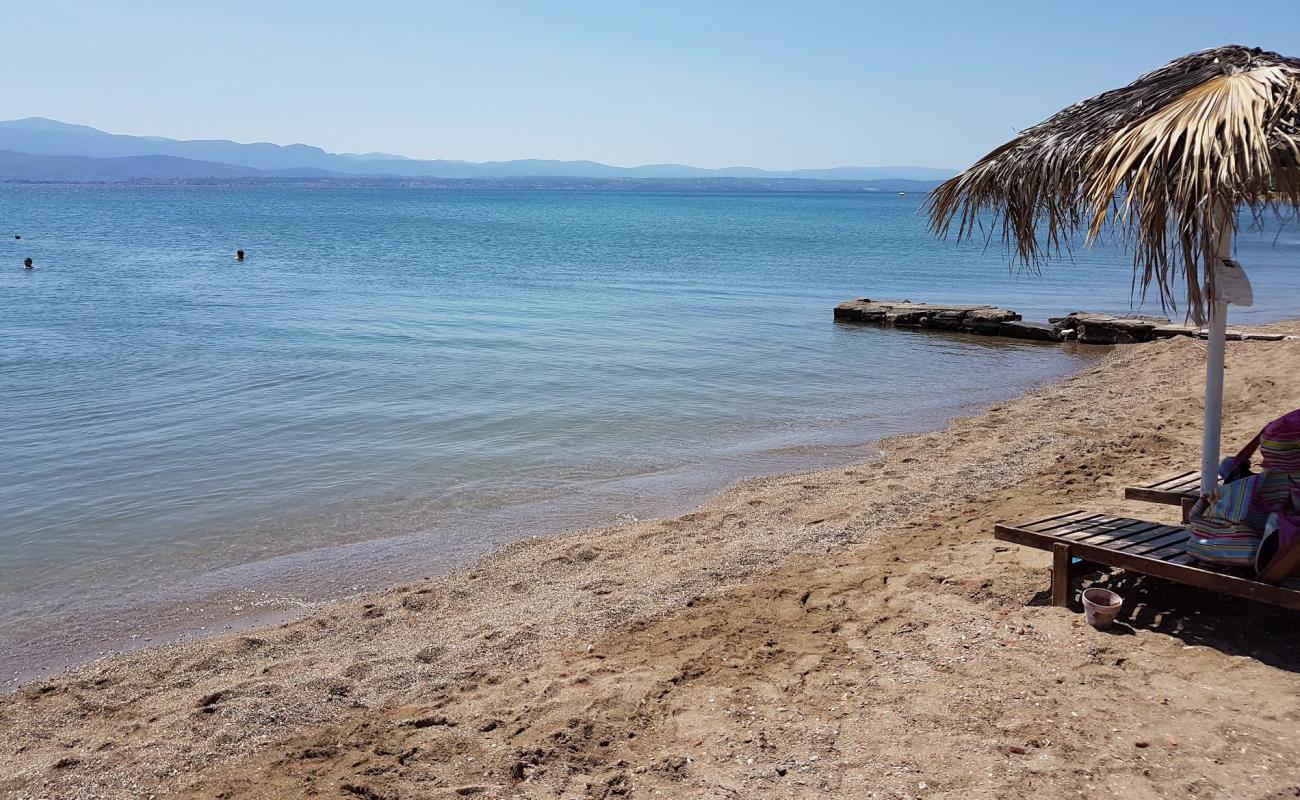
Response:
[[836, 299, 1285, 347], [998, 320, 1063, 342], [965, 307, 1021, 333], [1051, 312, 1170, 345], [1152, 324, 1198, 339]]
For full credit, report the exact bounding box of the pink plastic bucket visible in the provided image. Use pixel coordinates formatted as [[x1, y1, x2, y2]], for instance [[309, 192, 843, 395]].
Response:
[[1081, 588, 1123, 629]]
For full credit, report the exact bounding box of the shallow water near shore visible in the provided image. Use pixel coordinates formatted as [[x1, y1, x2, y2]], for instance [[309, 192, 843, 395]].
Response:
[[1, 186, 1297, 681]]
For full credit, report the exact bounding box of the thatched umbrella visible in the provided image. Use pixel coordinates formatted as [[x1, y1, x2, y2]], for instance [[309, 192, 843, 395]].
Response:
[[929, 44, 1300, 495]]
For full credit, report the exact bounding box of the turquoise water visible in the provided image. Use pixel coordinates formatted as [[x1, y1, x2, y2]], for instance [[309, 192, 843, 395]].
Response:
[[1, 186, 1297, 676]]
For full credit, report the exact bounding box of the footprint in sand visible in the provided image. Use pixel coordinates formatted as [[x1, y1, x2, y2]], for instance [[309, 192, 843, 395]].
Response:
[[194, 690, 226, 713], [414, 645, 446, 664], [568, 546, 602, 563]]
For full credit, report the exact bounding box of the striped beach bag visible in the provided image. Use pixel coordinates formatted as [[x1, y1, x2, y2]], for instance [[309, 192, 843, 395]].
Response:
[[1187, 409, 1300, 568], [1186, 470, 1268, 567]]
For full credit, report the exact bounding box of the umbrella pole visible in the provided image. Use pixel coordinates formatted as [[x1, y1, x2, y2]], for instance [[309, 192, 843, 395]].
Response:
[[1199, 217, 1234, 496], [1200, 297, 1229, 495]]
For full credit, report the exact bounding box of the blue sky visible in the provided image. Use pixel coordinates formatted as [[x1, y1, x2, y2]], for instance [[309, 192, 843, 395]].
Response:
[[4, 1, 1297, 169]]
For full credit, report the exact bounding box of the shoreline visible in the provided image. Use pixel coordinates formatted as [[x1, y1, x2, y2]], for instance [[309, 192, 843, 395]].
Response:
[[5, 323, 1300, 798], [1, 335, 1094, 688]]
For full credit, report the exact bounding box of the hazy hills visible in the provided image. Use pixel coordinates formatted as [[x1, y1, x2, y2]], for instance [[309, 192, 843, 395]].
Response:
[[0, 150, 251, 180], [0, 118, 953, 186], [0, 151, 351, 181]]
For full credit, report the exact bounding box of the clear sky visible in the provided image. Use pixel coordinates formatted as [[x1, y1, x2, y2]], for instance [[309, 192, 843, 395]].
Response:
[[4, 1, 1297, 170]]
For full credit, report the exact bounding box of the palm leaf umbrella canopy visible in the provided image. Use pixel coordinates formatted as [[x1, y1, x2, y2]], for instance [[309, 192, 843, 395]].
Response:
[[929, 45, 1300, 495]]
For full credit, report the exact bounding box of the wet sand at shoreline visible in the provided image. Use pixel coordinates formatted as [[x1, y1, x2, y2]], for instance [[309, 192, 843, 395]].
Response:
[[4, 324, 1300, 799], [2, 328, 1090, 688]]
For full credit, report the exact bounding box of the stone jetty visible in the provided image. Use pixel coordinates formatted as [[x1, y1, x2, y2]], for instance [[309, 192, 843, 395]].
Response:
[[833, 298, 1289, 345]]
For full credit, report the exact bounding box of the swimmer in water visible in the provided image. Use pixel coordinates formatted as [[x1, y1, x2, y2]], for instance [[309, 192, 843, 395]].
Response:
[[235, 249, 245, 261], [23, 257, 33, 270]]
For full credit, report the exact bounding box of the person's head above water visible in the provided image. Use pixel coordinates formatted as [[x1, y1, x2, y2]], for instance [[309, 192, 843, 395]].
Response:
[[23, 257, 33, 269], [235, 249, 245, 261]]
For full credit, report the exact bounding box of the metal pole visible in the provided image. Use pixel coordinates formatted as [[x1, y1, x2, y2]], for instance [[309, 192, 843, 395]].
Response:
[[1200, 297, 1228, 495], [1199, 213, 1234, 496]]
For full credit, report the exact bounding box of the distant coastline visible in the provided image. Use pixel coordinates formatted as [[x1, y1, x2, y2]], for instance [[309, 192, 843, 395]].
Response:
[[0, 174, 941, 192], [0, 117, 954, 187]]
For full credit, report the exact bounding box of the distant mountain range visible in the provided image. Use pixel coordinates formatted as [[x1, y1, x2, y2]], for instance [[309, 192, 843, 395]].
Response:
[[0, 118, 954, 185], [0, 150, 350, 181]]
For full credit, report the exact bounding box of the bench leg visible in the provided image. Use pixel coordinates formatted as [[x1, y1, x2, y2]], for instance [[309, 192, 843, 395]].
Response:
[[1051, 542, 1075, 608]]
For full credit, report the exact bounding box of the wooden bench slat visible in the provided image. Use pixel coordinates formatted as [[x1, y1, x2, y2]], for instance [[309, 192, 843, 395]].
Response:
[[1054, 517, 1182, 549], [1053, 517, 1152, 541], [1122, 528, 1191, 555], [1052, 514, 1150, 534], [1074, 521, 1171, 546], [1125, 470, 1202, 508], [1147, 471, 1198, 490], [1089, 525, 1184, 551], [1125, 486, 1194, 506], [1023, 511, 1101, 533], [1145, 536, 1198, 562], [1065, 526, 1161, 548]]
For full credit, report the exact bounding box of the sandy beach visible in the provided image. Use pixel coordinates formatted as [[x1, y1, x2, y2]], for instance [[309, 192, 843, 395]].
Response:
[[4, 323, 1300, 799]]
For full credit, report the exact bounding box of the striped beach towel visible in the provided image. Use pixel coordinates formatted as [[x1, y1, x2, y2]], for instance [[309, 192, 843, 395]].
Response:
[[1261, 409, 1300, 472], [1186, 409, 1300, 568], [1256, 410, 1300, 514]]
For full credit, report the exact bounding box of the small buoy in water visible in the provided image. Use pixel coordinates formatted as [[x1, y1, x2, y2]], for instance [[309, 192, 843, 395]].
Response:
[[235, 249, 245, 262], [14, 234, 20, 240], [23, 257, 33, 270]]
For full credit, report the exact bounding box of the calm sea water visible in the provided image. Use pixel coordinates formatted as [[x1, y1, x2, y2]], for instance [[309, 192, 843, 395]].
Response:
[[1, 186, 1297, 678]]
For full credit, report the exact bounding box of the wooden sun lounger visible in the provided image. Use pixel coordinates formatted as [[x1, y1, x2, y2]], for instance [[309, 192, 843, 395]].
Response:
[[994, 510, 1300, 611], [1124, 470, 1199, 506], [1124, 470, 1200, 521]]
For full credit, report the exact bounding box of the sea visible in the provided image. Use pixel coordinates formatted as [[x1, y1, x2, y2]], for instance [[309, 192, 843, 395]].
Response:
[[2, 185, 1297, 682]]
